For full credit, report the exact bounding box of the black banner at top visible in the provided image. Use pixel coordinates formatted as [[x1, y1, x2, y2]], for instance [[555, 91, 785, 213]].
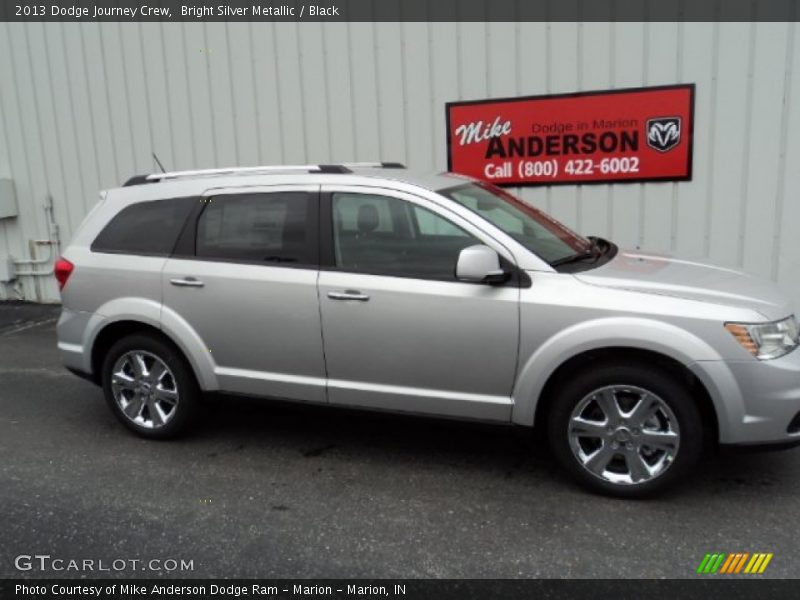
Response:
[[2, 0, 799, 22]]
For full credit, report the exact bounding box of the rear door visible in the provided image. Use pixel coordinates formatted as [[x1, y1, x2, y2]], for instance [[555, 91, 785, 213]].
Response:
[[161, 185, 327, 402]]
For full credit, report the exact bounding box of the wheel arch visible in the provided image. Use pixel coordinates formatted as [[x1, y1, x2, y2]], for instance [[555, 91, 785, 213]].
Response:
[[529, 347, 719, 447], [512, 317, 723, 443], [85, 301, 218, 391], [90, 320, 167, 384]]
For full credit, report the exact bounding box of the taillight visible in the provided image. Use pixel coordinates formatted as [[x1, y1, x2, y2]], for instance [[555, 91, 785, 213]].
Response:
[[54, 257, 74, 291]]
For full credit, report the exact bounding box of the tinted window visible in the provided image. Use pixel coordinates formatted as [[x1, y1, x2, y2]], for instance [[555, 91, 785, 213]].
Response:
[[196, 192, 315, 265], [332, 192, 477, 280], [92, 197, 196, 256]]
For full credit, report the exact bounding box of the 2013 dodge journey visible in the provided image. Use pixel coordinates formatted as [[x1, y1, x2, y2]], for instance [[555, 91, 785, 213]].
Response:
[[55, 163, 800, 496]]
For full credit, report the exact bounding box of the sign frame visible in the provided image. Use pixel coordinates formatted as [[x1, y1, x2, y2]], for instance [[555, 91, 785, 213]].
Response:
[[445, 83, 696, 187]]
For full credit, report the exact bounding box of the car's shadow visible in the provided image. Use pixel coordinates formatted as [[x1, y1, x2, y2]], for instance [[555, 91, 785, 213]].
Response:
[[196, 392, 548, 467], [181, 393, 799, 500]]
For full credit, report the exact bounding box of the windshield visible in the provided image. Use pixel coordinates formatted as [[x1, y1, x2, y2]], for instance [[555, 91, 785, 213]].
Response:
[[438, 181, 591, 264]]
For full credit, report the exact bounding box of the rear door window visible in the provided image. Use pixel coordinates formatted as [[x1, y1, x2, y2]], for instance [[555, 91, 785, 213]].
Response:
[[196, 192, 317, 266], [91, 197, 196, 256]]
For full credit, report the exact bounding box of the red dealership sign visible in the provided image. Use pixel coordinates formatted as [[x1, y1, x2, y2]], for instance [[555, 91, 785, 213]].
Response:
[[446, 84, 694, 186]]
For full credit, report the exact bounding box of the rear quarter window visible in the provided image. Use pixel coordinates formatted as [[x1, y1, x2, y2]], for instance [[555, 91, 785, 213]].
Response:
[[91, 197, 197, 256]]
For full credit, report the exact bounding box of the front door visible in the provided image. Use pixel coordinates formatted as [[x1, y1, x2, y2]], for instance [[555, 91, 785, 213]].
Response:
[[162, 185, 326, 402], [317, 186, 520, 421]]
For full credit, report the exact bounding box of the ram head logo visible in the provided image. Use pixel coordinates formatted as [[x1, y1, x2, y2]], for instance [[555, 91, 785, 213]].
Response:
[[646, 117, 682, 152]]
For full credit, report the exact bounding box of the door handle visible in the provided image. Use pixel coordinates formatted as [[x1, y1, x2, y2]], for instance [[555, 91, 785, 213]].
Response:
[[327, 290, 370, 301], [170, 277, 205, 288]]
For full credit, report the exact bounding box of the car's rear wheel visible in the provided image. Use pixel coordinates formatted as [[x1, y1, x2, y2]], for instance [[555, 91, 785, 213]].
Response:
[[547, 362, 704, 497], [102, 333, 199, 439]]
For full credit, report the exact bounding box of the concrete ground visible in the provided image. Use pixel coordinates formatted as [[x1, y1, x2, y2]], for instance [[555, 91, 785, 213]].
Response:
[[1, 303, 799, 579]]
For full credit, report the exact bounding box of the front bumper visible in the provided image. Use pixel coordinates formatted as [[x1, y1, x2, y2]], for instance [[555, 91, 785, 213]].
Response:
[[690, 347, 800, 445]]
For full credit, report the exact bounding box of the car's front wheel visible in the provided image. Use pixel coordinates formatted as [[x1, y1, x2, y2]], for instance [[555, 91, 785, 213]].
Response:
[[547, 362, 704, 497], [102, 333, 199, 439]]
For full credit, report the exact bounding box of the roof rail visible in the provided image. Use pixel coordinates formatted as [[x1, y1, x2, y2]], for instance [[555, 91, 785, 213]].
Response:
[[144, 164, 336, 182], [125, 161, 407, 186]]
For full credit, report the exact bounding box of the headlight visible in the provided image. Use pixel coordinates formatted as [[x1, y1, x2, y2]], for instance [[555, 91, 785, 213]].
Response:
[[725, 316, 799, 360]]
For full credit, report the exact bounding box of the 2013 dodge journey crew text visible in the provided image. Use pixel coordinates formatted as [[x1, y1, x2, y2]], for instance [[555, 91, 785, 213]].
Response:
[[55, 163, 800, 497]]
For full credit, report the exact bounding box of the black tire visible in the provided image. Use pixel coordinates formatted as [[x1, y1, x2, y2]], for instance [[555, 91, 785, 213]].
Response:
[[101, 333, 200, 439], [547, 361, 704, 498]]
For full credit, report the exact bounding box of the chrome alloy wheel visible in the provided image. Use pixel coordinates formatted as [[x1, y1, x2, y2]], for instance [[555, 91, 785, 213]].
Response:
[[567, 385, 680, 485], [111, 351, 179, 429]]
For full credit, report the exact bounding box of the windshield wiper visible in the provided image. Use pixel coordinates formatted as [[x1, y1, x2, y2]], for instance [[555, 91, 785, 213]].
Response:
[[550, 236, 602, 267]]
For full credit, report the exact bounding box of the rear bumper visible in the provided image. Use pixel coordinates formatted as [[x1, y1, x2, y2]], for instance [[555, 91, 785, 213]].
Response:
[[690, 348, 800, 445], [56, 307, 92, 376]]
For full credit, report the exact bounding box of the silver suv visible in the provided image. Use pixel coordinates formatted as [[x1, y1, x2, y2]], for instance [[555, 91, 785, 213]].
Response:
[[56, 163, 800, 497]]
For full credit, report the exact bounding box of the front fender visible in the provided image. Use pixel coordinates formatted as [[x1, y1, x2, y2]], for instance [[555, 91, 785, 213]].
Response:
[[511, 317, 724, 427]]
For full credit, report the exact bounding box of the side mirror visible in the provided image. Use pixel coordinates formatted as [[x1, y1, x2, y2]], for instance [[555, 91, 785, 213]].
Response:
[[456, 245, 508, 284]]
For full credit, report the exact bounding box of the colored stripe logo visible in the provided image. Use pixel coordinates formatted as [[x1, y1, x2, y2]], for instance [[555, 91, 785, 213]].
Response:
[[697, 553, 773, 574]]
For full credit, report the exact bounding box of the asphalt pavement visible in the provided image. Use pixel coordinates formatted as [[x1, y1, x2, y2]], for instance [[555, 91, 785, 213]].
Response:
[[1, 303, 799, 579]]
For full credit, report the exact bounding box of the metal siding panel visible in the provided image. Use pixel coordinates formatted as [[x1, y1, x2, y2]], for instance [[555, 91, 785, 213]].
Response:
[[297, 22, 331, 162], [431, 23, 459, 169], [137, 24, 176, 172], [347, 23, 381, 161], [0, 49, 13, 300], [741, 23, 789, 279], [225, 23, 260, 165], [161, 23, 196, 170], [250, 23, 287, 164], [119, 24, 155, 175], [80, 23, 123, 185], [674, 22, 716, 259], [27, 23, 74, 242], [182, 23, 217, 168], [204, 23, 241, 167], [374, 22, 406, 164], [609, 23, 646, 250], [98, 23, 136, 183], [401, 23, 435, 170], [60, 25, 102, 210], [274, 23, 309, 163], [707, 22, 752, 270], [577, 22, 613, 239], [8, 24, 48, 242], [516, 22, 549, 211], [457, 22, 488, 100], [322, 23, 357, 161], [546, 22, 579, 228], [775, 23, 800, 306], [641, 21, 679, 252], [2, 24, 48, 300], [46, 23, 92, 234], [487, 23, 517, 97]]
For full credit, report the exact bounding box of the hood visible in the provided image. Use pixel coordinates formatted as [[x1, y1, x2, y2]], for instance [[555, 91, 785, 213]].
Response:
[[575, 249, 792, 321]]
